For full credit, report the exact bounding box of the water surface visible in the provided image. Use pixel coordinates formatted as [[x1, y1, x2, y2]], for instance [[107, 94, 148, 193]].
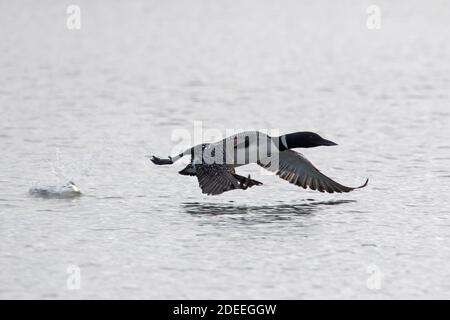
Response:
[[1, 0, 450, 299]]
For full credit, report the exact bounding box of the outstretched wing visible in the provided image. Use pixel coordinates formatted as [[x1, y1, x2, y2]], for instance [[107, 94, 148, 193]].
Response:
[[258, 150, 368, 193], [195, 164, 241, 195]]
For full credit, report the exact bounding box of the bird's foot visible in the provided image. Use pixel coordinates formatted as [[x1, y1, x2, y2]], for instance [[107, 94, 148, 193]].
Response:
[[150, 156, 173, 165]]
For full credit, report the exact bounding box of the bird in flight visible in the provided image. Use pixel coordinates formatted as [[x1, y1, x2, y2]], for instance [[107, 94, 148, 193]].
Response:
[[150, 131, 368, 195]]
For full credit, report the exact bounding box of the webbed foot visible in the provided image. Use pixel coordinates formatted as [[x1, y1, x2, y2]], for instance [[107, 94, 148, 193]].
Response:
[[150, 156, 173, 165]]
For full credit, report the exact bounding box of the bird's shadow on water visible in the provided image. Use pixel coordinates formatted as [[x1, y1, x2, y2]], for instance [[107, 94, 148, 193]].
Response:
[[182, 200, 356, 225]]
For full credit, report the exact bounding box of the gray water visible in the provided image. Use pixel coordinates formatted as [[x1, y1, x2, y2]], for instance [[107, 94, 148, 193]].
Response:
[[1, 0, 450, 299]]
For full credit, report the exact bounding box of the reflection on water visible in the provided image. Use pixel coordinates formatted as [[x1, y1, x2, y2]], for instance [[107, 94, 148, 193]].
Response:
[[183, 200, 355, 224], [183, 200, 355, 215]]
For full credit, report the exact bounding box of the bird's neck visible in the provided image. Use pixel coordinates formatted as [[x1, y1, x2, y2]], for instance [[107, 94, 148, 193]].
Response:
[[274, 135, 289, 151], [275, 132, 310, 151]]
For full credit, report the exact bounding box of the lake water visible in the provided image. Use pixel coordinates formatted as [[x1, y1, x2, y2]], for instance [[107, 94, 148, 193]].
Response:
[[1, 0, 449, 299]]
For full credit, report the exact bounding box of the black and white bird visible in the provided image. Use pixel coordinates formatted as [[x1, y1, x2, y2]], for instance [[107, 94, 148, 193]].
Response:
[[150, 131, 368, 195]]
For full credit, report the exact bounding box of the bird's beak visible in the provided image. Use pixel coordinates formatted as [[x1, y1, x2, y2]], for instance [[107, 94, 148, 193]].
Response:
[[321, 139, 338, 146]]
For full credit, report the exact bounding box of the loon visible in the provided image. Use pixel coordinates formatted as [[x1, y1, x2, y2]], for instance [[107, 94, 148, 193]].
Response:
[[150, 131, 368, 195]]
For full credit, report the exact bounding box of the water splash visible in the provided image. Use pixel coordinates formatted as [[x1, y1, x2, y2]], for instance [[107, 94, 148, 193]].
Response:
[[29, 181, 82, 199], [28, 149, 92, 198]]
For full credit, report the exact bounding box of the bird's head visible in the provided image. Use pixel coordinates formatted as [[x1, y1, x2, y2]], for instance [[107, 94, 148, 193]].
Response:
[[279, 132, 338, 150]]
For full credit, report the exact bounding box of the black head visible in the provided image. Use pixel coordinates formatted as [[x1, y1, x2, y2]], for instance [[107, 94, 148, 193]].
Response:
[[277, 132, 337, 150]]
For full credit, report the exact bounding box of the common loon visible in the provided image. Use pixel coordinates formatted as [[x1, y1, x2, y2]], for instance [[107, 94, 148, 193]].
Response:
[[150, 131, 368, 195]]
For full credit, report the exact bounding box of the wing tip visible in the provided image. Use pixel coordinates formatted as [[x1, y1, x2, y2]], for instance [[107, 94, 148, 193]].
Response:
[[355, 178, 369, 189]]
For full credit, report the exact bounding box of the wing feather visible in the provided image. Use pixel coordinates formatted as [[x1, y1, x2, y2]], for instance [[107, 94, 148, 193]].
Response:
[[258, 150, 368, 193], [195, 164, 240, 195]]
